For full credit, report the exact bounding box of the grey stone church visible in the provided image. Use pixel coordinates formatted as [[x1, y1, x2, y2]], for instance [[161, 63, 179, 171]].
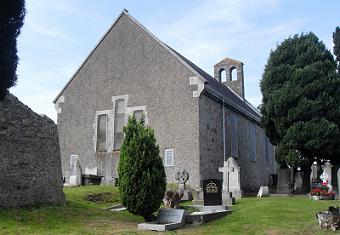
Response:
[[54, 10, 276, 193]]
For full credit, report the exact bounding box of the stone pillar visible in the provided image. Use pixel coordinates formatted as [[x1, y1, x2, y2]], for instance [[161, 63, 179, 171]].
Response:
[[276, 168, 291, 194], [294, 168, 303, 193], [310, 161, 319, 187]]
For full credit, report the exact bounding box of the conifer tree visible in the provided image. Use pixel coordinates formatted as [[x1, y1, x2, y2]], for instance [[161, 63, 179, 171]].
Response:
[[118, 115, 166, 222], [0, 0, 26, 100], [333, 26, 340, 71], [260, 33, 340, 167]]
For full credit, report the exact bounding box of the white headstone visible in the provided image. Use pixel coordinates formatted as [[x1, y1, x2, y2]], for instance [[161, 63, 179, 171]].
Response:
[[322, 161, 333, 185], [310, 161, 319, 186], [219, 157, 242, 199], [68, 154, 82, 187], [85, 167, 98, 175], [257, 186, 269, 198], [294, 170, 303, 193]]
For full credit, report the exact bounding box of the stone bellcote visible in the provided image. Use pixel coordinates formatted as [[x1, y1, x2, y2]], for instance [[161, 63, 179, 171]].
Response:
[[214, 57, 245, 99]]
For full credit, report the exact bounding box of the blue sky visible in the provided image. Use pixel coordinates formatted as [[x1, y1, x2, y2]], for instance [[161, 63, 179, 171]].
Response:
[[11, 0, 340, 122]]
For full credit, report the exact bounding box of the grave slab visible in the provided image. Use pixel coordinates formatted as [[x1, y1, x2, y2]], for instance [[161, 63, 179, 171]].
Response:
[[138, 208, 185, 231]]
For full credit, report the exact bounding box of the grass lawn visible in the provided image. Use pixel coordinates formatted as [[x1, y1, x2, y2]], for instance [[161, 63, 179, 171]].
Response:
[[0, 186, 339, 234]]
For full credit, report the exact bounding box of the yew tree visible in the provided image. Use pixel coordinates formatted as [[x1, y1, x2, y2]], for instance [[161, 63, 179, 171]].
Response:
[[333, 26, 340, 71], [0, 0, 26, 100], [260, 33, 340, 167]]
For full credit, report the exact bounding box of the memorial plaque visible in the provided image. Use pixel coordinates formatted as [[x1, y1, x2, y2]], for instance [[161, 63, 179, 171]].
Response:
[[203, 179, 222, 206]]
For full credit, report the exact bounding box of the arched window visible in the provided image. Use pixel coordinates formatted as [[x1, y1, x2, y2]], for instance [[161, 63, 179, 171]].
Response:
[[230, 67, 237, 81], [219, 68, 227, 82]]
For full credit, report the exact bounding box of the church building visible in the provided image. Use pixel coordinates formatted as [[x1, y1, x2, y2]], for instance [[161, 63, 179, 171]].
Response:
[[54, 10, 276, 193]]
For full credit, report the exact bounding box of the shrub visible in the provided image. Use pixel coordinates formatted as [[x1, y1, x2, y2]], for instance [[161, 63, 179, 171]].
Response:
[[118, 115, 166, 221]]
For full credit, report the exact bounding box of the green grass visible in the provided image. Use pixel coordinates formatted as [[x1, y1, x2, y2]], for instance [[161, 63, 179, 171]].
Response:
[[0, 186, 339, 234]]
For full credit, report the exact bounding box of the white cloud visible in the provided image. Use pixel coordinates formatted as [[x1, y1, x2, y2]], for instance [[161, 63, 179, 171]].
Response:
[[27, 21, 74, 42], [159, 0, 303, 106]]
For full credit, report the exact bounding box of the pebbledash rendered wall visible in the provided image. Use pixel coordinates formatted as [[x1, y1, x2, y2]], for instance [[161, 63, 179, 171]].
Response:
[[199, 92, 276, 193], [56, 12, 202, 188], [0, 93, 65, 208]]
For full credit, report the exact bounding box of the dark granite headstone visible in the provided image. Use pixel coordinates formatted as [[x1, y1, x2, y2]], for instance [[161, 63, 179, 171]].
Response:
[[203, 179, 222, 206]]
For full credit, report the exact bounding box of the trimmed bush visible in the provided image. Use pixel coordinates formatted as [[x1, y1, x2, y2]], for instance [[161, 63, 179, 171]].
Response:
[[118, 115, 166, 221]]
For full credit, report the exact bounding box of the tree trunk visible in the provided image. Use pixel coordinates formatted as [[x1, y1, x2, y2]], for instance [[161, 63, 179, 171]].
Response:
[[142, 213, 154, 222], [302, 163, 311, 193]]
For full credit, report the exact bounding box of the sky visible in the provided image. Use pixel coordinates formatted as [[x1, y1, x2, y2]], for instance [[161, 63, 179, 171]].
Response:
[[11, 0, 340, 122]]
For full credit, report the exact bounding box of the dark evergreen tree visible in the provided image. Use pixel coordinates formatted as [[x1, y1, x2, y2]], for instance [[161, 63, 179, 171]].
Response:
[[333, 26, 340, 71], [260, 33, 340, 167], [0, 0, 26, 101], [118, 115, 166, 222]]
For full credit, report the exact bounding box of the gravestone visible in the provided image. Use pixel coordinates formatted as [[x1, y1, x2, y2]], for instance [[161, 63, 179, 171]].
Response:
[[310, 161, 319, 187], [276, 168, 291, 194], [257, 186, 269, 198], [203, 179, 222, 206], [138, 208, 185, 231], [68, 155, 82, 187], [322, 161, 333, 185], [175, 169, 193, 201], [218, 157, 242, 199], [85, 167, 98, 175], [294, 168, 303, 193]]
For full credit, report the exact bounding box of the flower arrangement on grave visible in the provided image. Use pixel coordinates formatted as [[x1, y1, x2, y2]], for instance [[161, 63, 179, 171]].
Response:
[[310, 181, 335, 200]]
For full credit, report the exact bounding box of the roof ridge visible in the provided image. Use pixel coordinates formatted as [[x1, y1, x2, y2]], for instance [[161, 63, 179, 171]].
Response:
[[53, 9, 207, 103]]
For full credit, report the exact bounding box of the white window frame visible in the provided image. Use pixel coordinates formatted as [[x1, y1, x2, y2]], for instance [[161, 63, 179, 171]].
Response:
[[93, 110, 114, 153], [112, 95, 129, 150], [93, 95, 148, 152], [126, 105, 148, 124], [164, 148, 174, 167]]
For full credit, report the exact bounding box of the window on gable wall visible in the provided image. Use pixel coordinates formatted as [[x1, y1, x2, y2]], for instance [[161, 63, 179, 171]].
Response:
[[114, 99, 125, 150], [250, 123, 256, 162], [97, 114, 107, 152], [133, 110, 144, 122]]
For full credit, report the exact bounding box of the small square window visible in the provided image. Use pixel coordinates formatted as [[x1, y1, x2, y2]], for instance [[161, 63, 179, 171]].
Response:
[[164, 148, 174, 167]]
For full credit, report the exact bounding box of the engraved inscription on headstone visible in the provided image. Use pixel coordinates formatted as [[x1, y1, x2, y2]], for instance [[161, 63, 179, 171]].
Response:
[[203, 179, 222, 206]]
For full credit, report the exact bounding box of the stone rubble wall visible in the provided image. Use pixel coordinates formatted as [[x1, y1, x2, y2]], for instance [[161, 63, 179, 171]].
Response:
[[0, 93, 65, 208]]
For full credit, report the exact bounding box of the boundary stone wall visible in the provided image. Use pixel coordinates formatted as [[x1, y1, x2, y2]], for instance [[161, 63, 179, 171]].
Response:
[[0, 93, 65, 208]]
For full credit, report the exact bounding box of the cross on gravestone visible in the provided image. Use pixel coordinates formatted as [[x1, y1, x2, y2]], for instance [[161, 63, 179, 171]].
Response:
[[175, 169, 193, 201], [175, 169, 189, 192], [218, 157, 242, 199]]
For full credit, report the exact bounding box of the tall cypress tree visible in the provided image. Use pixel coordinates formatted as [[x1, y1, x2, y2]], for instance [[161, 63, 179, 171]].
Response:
[[333, 26, 340, 72], [0, 0, 26, 101]]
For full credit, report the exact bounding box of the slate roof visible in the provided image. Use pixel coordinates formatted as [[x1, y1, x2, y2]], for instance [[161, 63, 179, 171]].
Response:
[[166, 45, 261, 122]]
